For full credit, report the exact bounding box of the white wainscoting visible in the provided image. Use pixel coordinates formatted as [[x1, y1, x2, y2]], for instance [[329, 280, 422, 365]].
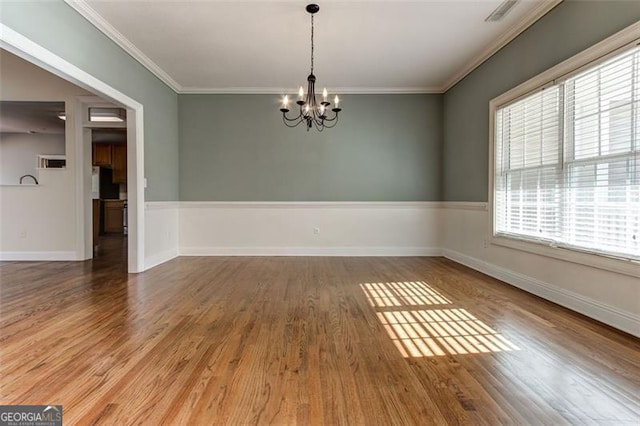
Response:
[[179, 202, 444, 257], [442, 202, 640, 337], [144, 202, 179, 270]]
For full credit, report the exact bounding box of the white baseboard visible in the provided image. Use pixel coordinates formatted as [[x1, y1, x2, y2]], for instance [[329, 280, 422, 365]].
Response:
[[0, 251, 79, 261], [144, 248, 179, 270], [180, 246, 442, 257], [442, 248, 640, 337]]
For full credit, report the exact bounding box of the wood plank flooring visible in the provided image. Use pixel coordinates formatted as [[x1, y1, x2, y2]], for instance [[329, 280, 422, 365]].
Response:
[[1, 238, 639, 424]]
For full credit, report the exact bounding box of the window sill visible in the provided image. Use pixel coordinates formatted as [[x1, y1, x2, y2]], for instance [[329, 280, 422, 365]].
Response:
[[490, 235, 640, 278]]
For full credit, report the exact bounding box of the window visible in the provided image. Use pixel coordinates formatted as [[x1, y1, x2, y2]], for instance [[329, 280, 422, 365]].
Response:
[[494, 45, 640, 262]]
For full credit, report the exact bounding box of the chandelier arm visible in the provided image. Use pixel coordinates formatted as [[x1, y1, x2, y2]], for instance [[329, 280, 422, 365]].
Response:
[[312, 119, 324, 132], [322, 111, 339, 122], [283, 115, 304, 128], [282, 110, 303, 122], [322, 115, 339, 128]]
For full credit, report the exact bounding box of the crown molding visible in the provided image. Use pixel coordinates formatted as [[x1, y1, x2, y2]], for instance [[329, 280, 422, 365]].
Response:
[[63, 0, 183, 92], [64, 0, 562, 96], [178, 86, 443, 95], [441, 0, 564, 92]]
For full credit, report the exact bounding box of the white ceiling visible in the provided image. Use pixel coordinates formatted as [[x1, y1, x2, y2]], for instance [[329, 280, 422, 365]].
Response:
[[74, 0, 560, 93], [0, 101, 65, 134]]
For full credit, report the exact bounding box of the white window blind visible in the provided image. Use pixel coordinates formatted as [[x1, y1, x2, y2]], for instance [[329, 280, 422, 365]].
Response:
[[495, 45, 640, 261]]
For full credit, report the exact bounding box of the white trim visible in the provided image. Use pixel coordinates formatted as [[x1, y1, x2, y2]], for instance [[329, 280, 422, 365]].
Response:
[[0, 23, 145, 273], [439, 201, 488, 211], [178, 87, 443, 95], [0, 251, 79, 261], [179, 201, 441, 209], [180, 246, 442, 257], [127, 107, 145, 273], [74, 97, 90, 261], [491, 236, 640, 278], [442, 248, 640, 338], [63, 0, 181, 92], [62, 0, 561, 95], [146, 201, 180, 210], [145, 247, 179, 270], [442, 0, 563, 91]]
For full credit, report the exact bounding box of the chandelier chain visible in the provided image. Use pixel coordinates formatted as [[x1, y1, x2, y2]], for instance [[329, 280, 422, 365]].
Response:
[[310, 14, 314, 74]]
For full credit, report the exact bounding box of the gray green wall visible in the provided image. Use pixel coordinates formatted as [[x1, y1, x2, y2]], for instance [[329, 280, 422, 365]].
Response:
[[5, 1, 638, 202], [443, 0, 640, 201], [0, 0, 178, 201], [179, 95, 443, 201]]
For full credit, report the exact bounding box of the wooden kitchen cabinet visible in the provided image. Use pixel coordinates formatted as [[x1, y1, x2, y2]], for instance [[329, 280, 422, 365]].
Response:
[[93, 144, 112, 167], [112, 144, 127, 184], [104, 200, 125, 233], [93, 143, 127, 184]]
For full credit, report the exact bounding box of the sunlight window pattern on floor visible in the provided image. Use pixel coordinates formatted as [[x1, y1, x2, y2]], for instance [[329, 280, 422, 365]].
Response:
[[378, 308, 520, 357], [361, 281, 520, 358], [360, 281, 451, 307]]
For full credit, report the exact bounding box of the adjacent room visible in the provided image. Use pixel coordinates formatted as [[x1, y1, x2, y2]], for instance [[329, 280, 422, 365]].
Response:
[[0, 0, 638, 424]]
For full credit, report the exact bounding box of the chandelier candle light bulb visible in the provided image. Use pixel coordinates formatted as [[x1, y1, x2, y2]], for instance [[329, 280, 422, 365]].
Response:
[[280, 4, 342, 131]]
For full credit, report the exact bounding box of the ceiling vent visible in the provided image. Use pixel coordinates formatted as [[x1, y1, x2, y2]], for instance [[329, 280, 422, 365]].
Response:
[[485, 0, 519, 22]]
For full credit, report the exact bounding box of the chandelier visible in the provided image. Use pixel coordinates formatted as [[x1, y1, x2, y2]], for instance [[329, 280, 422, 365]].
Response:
[[280, 4, 341, 131]]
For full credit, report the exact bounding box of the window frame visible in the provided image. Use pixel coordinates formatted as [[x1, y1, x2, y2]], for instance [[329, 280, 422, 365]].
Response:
[[488, 22, 640, 278]]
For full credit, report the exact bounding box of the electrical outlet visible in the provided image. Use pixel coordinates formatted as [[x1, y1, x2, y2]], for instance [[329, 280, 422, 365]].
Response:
[[482, 239, 488, 248], [19, 230, 27, 239], [313, 227, 320, 235]]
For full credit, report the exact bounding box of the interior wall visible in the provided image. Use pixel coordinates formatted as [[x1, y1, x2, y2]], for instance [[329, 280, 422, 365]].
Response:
[[0, 0, 179, 201], [440, 1, 640, 336], [179, 94, 443, 201], [442, 0, 640, 202], [0, 133, 65, 184], [0, 49, 90, 258]]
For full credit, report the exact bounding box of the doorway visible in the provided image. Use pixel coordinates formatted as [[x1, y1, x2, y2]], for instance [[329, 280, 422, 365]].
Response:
[[0, 25, 146, 272], [89, 120, 128, 267]]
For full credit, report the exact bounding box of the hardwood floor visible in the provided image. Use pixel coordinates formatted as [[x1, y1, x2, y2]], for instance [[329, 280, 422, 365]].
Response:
[[1, 243, 639, 424]]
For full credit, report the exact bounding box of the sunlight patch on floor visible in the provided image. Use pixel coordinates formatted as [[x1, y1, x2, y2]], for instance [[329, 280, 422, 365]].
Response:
[[361, 281, 520, 358], [378, 308, 520, 357], [360, 281, 451, 307]]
